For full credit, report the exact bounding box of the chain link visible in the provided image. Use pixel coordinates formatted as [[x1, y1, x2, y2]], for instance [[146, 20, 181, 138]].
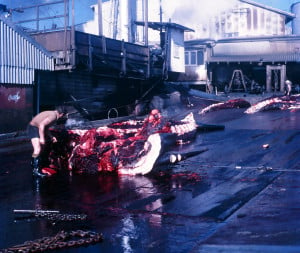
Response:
[[0, 230, 103, 253]]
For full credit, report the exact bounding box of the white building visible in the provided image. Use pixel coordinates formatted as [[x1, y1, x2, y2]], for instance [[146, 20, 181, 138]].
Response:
[[80, 0, 294, 43], [80, 0, 162, 45], [183, 1, 298, 92]]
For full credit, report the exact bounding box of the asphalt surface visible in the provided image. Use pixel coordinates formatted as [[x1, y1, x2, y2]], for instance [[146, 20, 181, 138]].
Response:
[[0, 94, 300, 253]]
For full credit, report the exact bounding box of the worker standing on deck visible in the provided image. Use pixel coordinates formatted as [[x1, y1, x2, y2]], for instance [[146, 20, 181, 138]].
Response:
[[285, 80, 292, 96], [27, 106, 67, 178]]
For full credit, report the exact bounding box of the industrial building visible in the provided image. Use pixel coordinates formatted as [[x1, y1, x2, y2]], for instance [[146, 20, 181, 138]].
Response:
[[78, 0, 300, 93], [182, 0, 300, 93], [1, 0, 300, 134], [0, 0, 191, 134]]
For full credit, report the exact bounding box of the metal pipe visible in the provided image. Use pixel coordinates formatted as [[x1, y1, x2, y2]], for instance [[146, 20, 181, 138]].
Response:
[[36, 4, 39, 31], [143, 0, 148, 46], [64, 0, 68, 64], [0, 22, 3, 83], [36, 70, 40, 114], [71, 0, 76, 67], [14, 0, 64, 10], [13, 209, 60, 214], [15, 14, 66, 24], [98, 0, 103, 36]]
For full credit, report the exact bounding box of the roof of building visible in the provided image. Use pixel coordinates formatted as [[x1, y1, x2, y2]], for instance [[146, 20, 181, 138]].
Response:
[[0, 16, 54, 85], [240, 0, 295, 23], [0, 16, 52, 57], [187, 35, 300, 63]]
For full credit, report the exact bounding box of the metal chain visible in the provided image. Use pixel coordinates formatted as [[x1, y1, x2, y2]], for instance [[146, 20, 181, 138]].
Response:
[[0, 229, 103, 253], [35, 212, 87, 221], [13, 210, 87, 222]]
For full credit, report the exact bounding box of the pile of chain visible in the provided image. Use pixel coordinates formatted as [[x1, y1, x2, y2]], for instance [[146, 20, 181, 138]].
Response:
[[0, 230, 103, 253]]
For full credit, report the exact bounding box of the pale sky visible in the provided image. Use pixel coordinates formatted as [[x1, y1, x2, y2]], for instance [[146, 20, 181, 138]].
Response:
[[254, 0, 299, 12], [1, 0, 299, 27], [3, 0, 298, 11]]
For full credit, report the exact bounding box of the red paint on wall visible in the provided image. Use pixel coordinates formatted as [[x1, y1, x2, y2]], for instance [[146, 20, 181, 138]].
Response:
[[0, 86, 33, 133]]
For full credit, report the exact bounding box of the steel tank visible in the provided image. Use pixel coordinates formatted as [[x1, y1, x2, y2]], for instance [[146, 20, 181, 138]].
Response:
[[291, 2, 300, 35]]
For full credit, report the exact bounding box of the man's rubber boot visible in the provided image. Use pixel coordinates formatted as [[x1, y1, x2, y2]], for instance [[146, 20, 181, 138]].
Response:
[[31, 157, 48, 178]]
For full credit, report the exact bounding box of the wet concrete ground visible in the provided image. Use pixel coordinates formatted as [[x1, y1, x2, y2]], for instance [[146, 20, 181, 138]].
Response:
[[0, 97, 300, 252]]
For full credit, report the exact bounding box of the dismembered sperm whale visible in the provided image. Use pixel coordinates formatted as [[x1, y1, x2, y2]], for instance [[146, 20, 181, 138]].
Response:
[[43, 110, 223, 176], [245, 94, 300, 114], [198, 95, 300, 115]]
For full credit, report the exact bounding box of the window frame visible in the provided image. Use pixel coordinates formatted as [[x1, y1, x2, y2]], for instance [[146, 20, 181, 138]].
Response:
[[185, 50, 204, 66]]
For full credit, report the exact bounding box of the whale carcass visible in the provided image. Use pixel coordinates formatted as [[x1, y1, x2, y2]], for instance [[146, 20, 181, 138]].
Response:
[[245, 94, 300, 114], [199, 98, 251, 115], [197, 95, 300, 115], [45, 110, 205, 176]]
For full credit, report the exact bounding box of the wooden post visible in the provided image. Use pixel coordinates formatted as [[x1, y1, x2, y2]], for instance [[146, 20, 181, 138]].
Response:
[[121, 40, 126, 76], [88, 34, 93, 71], [280, 65, 286, 92], [266, 65, 271, 92]]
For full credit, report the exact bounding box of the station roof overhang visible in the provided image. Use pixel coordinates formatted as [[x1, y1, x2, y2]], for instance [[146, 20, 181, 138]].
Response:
[[187, 35, 300, 64], [135, 21, 194, 32], [187, 34, 300, 45], [207, 53, 300, 64]]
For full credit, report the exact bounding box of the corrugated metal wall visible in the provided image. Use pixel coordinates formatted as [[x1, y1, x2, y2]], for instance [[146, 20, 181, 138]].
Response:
[[0, 18, 54, 85]]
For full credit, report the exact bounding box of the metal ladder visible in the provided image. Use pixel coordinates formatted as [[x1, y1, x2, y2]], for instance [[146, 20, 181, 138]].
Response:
[[228, 69, 247, 92]]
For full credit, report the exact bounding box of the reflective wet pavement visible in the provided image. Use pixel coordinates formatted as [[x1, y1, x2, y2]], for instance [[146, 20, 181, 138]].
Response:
[[0, 105, 300, 252]]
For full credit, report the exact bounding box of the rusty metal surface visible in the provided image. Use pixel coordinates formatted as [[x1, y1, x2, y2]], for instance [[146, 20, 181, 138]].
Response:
[[0, 102, 300, 252], [32, 30, 149, 77]]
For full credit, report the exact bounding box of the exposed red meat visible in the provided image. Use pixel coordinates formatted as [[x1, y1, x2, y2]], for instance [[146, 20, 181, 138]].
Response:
[[245, 95, 300, 114], [199, 98, 251, 114], [47, 110, 198, 175]]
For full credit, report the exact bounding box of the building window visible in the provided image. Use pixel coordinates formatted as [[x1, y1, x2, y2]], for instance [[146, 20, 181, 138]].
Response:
[[185, 52, 189, 65], [253, 8, 258, 30], [191, 51, 197, 65], [185, 50, 204, 66], [173, 44, 180, 59], [197, 51, 204, 65]]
